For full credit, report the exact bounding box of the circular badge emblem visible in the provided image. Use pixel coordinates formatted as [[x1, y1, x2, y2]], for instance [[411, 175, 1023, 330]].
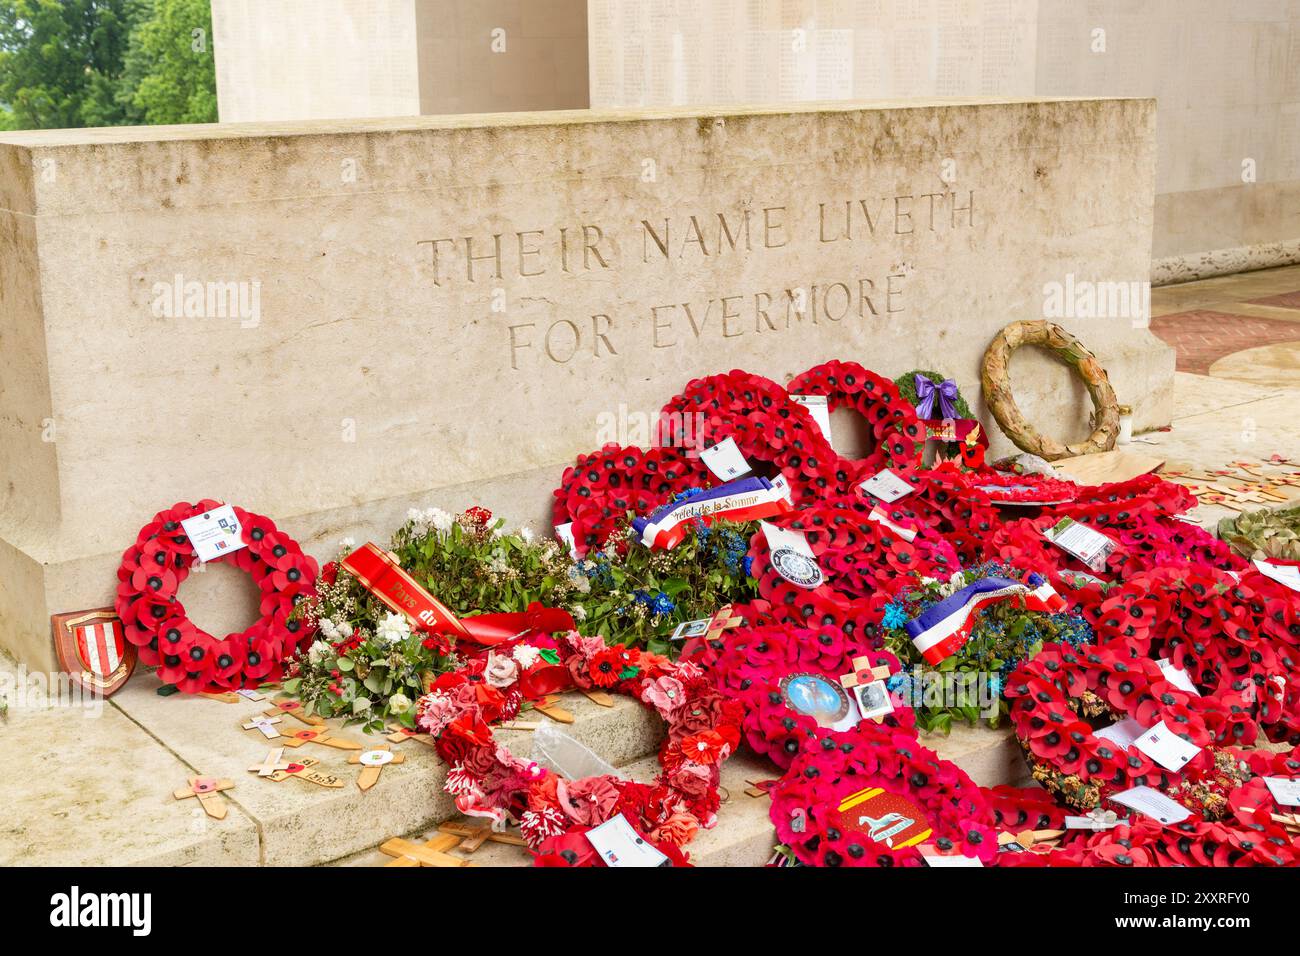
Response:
[[359, 749, 395, 767], [828, 787, 932, 850], [779, 673, 851, 729], [771, 547, 823, 588]]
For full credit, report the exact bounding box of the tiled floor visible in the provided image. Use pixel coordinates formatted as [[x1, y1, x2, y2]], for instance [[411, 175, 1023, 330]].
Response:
[[1150, 264, 1300, 385]]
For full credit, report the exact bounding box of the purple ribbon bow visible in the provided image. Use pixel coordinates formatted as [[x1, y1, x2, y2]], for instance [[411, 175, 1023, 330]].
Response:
[[914, 373, 958, 420]]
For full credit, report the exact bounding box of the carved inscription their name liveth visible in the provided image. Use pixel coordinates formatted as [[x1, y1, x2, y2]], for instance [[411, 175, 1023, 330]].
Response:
[[415, 191, 976, 370]]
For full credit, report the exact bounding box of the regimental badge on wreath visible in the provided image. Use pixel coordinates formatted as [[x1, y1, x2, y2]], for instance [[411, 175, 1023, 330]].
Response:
[[51, 607, 137, 697]]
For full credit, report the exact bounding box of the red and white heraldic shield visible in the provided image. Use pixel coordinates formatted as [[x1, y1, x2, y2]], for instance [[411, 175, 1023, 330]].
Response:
[[51, 607, 136, 696]]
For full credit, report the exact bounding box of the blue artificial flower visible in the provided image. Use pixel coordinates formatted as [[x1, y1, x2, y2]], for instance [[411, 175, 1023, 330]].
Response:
[[881, 602, 910, 630], [651, 592, 676, 616], [743, 555, 754, 577]]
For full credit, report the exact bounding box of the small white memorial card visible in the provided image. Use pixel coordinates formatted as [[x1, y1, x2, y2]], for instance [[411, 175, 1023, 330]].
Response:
[[670, 617, 711, 642], [1133, 720, 1201, 772], [770, 473, 794, 504], [859, 468, 915, 503], [699, 437, 753, 481], [1042, 517, 1115, 572], [180, 504, 247, 564], [919, 845, 983, 867], [554, 522, 578, 559], [585, 813, 671, 867], [1156, 658, 1200, 696], [1094, 717, 1147, 750], [1263, 777, 1300, 807], [1253, 559, 1300, 593], [760, 521, 824, 589], [789, 394, 833, 445], [1109, 786, 1192, 825]]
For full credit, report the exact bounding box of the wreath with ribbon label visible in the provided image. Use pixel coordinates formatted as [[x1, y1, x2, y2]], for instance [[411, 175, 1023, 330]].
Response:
[[115, 500, 317, 693]]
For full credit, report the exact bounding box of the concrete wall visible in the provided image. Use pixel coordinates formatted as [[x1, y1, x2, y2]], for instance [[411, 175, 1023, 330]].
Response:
[[0, 98, 1170, 671], [588, 0, 1300, 281], [211, 0, 589, 122]]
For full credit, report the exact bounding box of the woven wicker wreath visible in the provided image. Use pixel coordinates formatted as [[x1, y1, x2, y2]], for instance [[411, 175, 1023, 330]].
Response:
[[980, 320, 1120, 460]]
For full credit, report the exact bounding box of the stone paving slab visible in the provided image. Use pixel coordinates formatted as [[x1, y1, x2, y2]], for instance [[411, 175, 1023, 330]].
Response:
[[107, 671, 664, 866], [0, 653, 260, 866]]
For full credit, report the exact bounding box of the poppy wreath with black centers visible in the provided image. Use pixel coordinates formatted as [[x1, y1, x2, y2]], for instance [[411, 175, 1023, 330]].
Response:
[[829, 464, 1000, 566], [996, 815, 1300, 868], [551, 443, 711, 555], [1004, 636, 1244, 814], [115, 500, 317, 693], [747, 505, 960, 626], [1090, 566, 1300, 746], [1226, 746, 1300, 837], [722, 596, 889, 650], [957, 470, 1080, 506], [981, 511, 1240, 584], [656, 369, 843, 503], [786, 359, 923, 478], [708, 622, 914, 770], [1238, 563, 1300, 745], [1055, 474, 1198, 526], [769, 724, 997, 867]]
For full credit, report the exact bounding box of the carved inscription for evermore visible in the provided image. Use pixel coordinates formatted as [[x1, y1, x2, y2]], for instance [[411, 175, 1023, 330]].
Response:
[[415, 191, 976, 370]]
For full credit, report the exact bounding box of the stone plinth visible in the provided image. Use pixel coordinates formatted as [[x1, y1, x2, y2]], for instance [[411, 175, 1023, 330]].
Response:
[[0, 99, 1171, 671]]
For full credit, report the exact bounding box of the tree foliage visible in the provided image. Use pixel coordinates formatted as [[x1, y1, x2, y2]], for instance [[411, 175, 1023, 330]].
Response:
[[0, 0, 216, 129]]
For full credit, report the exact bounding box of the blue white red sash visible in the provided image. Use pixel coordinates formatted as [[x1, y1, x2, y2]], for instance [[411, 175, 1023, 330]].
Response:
[[632, 477, 792, 549], [904, 575, 1064, 665]]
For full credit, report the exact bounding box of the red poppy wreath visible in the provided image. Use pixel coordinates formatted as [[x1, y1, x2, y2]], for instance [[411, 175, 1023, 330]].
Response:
[[1088, 566, 1300, 745], [656, 369, 844, 502], [115, 500, 317, 693], [747, 504, 959, 628], [707, 622, 914, 769], [832, 463, 1000, 566], [785, 359, 923, 477], [770, 724, 996, 867], [552, 443, 710, 555], [414, 630, 743, 866], [1004, 636, 1256, 814]]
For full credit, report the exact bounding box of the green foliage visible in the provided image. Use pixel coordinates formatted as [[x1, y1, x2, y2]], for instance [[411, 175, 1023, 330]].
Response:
[[0, 0, 215, 130], [892, 369, 975, 420], [293, 506, 758, 727], [0, 0, 136, 129], [119, 0, 216, 124]]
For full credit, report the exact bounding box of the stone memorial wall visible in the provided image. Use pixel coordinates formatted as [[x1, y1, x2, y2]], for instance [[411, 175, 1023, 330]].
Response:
[[0, 99, 1172, 671]]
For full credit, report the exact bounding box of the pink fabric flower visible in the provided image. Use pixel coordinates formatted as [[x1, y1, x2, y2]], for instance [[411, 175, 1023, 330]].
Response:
[[555, 774, 621, 826], [485, 652, 520, 689], [641, 675, 686, 714]]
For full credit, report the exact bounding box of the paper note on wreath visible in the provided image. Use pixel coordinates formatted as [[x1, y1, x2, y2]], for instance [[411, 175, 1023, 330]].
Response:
[[180, 504, 247, 563], [1043, 517, 1115, 572]]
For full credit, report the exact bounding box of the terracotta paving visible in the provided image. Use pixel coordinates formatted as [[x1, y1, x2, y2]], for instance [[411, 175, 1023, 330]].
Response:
[[1148, 309, 1300, 374], [1247, 290, 1300, 310]]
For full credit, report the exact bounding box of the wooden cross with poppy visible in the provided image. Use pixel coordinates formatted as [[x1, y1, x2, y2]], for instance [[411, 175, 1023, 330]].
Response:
[[839, 655, 895, 723], [279, 726, 363, 751], [677, 603, 744, 659], [249, 746, 292, 777], [173, 776, 235, 819], [248, 754, 345, 789], [263, 699, 324, 726], [348, 745, 405, 791]]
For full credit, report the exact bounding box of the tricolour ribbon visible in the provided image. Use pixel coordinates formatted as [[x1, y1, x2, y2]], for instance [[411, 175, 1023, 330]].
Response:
[[632, 476, 792, 549], [904, 574, 1064, 665]]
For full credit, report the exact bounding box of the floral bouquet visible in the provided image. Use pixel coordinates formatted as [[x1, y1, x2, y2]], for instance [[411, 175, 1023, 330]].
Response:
[[879, 562, 1094, 733]]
